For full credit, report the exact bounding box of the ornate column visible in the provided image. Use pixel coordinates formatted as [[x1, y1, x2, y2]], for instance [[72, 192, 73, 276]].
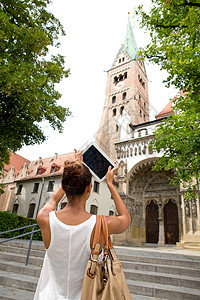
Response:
[[158, 195, 165, 246], [181, 193, 187, 241]]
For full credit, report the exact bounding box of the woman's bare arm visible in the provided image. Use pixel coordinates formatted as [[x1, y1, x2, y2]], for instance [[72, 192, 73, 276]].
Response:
[[106, 165, 131, 235]]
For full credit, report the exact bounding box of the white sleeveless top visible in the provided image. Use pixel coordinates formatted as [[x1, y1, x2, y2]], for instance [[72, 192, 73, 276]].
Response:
[[34, 211, 96, 300]]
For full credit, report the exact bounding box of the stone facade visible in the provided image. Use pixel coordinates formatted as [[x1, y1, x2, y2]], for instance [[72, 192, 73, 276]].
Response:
[[112, 120, 200, 248]]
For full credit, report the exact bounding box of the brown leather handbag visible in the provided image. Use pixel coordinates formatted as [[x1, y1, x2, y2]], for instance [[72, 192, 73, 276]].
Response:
[[81, 215, 132, 300]]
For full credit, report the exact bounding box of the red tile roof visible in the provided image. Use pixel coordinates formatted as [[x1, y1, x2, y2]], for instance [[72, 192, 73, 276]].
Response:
[[156, 90, 186, 120], [4, 152, 31, 175], [16, 152, 75, 181], [155, 99, 173, 119]]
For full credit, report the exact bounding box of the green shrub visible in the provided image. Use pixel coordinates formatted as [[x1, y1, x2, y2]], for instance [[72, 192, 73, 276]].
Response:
[[0, 211, 42, 241]]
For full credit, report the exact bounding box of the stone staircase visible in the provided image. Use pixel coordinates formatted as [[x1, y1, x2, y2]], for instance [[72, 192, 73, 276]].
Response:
[[0, 240, 200, 300]]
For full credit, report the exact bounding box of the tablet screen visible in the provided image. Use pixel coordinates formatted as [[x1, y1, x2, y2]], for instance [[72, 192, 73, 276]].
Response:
[[82, 144, 115, 181]]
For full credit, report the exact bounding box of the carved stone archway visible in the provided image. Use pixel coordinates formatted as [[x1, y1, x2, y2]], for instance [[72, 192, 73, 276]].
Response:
[[125, 158, 179, 246]]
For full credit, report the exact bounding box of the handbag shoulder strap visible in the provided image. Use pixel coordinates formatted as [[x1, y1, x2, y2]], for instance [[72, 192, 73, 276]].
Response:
[[101, 215, 119, 262]]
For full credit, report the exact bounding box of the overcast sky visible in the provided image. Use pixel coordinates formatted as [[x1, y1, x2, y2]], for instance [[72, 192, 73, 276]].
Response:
[[17, 0, 177, 161]]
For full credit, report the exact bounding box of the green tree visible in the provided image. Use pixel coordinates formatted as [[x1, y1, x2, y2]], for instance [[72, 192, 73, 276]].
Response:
[[0, 0, 71, 177], [135, 0, 200, 198]]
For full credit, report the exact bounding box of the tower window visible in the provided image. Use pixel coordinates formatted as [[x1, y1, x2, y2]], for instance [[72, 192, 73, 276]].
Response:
[[114, 76, 118, 84], [119, 58, 121, 63], [140, 109, 142, 117], [113, 109, 116, 116], [112, 96, 116, 104], [124, 72, 127, 79], [122, 57, 125, 62], [122, 92, 127, 100], [144, 114, 146, 121], [120, 106, 124, 115], [119, 74, 123, 81]]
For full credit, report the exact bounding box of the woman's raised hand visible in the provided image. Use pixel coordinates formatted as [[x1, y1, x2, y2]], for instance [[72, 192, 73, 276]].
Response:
[[106, 164, 119, 186]]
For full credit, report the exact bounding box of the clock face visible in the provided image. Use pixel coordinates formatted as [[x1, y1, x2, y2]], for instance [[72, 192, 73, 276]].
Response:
[[115, 81, 125, 90]]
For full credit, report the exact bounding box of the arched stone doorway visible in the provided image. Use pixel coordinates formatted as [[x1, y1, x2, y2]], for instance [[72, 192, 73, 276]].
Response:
[[146, 200, 159, 243], [164, 199, 179, 244], [126, 159, 180, 246]]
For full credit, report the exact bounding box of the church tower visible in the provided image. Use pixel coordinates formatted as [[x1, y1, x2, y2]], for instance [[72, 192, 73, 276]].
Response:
[[96, 17, 149, 161]]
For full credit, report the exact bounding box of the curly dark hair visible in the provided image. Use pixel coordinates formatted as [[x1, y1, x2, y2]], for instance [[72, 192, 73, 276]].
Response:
[[62, 161, 92, 201]]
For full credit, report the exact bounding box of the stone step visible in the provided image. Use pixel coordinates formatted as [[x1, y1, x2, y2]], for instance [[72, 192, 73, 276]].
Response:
[[127, 279, 200, 300], [0, 251, 44, 266], [117, 253, 200, 269], [124, 268, 200, 289], [0, 285, 35, 300], [0, 244, 45, 258], [0, 259, 41, 277], [0, 240, 200, 300], [131, 295, 162, 300], [0, 270, 38, 292], [0, 286, 160, 300], [0, 239, 45, 252], [121, 260, 200, 277]]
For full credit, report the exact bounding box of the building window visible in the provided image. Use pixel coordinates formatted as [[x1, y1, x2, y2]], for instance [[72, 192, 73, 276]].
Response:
[[113, 109, 116, 117], [144, 114, 146, 121], [12, 203, 19, 214], [36, 166, 46, 175], [61, 202, 67, 209], [119, 58, 121, 63], [112, 96, 116, 104], [120, 106, 124, 115], [109, 210, 114, 216], [36, 168, 41, 175], [90, 205, 98, 215], [122, 57, 125, 62], [47, 181, 55, 192], [122, 92, 126, 100], [27, 203, 36, 218], [33, 183, 39, 193], [124, 72, 127, 79], [51, 166, 55, 173], [116, 125, 119, 132], [140, 109, 142, 117], [16, 184, 23, 195], [93, 181, 100, 193]]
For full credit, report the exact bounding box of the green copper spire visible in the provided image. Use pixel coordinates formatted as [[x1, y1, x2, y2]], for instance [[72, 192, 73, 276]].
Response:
[[123, 17, 138, 60]]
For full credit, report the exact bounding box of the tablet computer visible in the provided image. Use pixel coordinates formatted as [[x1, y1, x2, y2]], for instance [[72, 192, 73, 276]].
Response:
[[82, 142, 115, 182]]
